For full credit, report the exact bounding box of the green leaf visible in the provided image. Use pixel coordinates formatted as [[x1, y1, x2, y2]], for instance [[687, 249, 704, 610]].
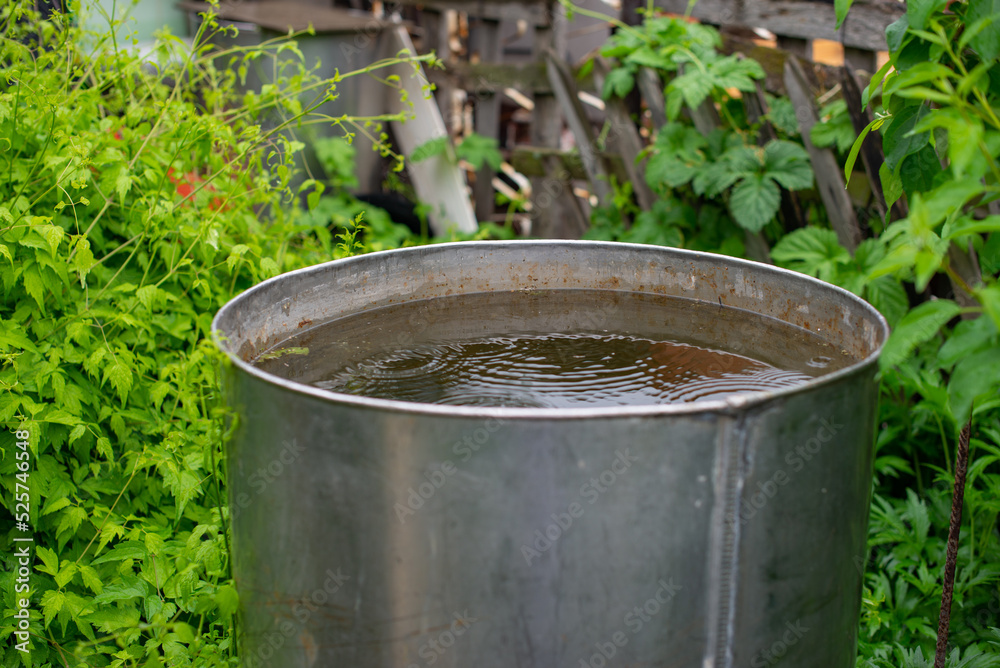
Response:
[[42, 496, 71, 516], [82, 606, 141, 633], [136, 284, 163, 310], [226, 244, 251, 273], [79, 565, 103, 594], [913, 109, 986, 177], [92, 541, 149, 565], [68, 424, 87, 444], [978, 284, 1000, 331], [919, 179, 986, 227], [938, 315, 997, 367], [948, 346, 1000, 425], [103, 359, 133, 403], [92, 575, 149, 605], [41, 590, 66, 627], [602, 67, 635, 99], [624, 47, 665, 69], [173, 621, 196, 644], [22, 262, 45, 311], [834, 0, 853, 28], [865, 277, 909, 327], [410, 136, 450, 163], [811, 101, 856, 153], [104, 163, 132, 200], [967, 0, 1000, 61], [215, 584, 239, 618], [456, 132, 503, 171], [883, 104, 930, 173], [260, 256, 280, 279], [668, 69, 715, 111], [884, 62, 956, 97], [886, 15, 910, 51], [37, 546, 59, 575], [38, 223, 65, 255], [905, 0, 948, 31], [843, 117, 878, 184], [762, 140, 813, 190], [771, 227, 851, 282], [879, 299, 961, 369], [943, 215, 1000, 240], [728, 175, 780, 232], [898, 144, 942, 194], [646, 150, 701, 189], [709, 55, 764, 91], [692, 160, 741, 196], [55, 561, 78, 588], [863, 59, 895, 108], [56, 506, 88, 539], [879, 162, 903, 212]]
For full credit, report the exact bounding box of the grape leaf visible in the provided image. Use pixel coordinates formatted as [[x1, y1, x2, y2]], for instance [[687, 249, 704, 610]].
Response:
[[729, 174, 780, 232]]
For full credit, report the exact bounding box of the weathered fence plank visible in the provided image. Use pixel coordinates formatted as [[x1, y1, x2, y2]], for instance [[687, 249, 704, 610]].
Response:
[[654, 0, 904, 53], [592, 59, 657, 211], [784, 55, 862, 252]]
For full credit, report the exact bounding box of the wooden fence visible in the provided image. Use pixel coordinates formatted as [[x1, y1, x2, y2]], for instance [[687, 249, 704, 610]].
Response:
[[394, 0, 903, 239]]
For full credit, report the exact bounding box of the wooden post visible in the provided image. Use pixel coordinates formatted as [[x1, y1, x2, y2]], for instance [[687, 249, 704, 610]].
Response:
[[843, 46, 878, 75], [784, 55, 863, 252], [841, 66, 892, 223], [546, 51, 614, 207], [637, 68, 668, 129], [420, 8, 458, 132], [531, 0, 588, 238], [620, 0, 644, 120], [777, 36, 811, 60], [593, 58, 657, 211], [745, 80, 806, 236], [469, 16, 503, 222]]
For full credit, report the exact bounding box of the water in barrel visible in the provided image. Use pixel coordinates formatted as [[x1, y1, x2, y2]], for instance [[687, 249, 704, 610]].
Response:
[[253, 289, 850, 407]]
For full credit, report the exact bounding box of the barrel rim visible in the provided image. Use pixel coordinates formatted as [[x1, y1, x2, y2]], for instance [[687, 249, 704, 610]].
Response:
[[211, 240, 890, 419]]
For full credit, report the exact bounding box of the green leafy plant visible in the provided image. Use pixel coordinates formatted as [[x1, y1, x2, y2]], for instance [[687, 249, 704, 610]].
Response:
[[645, 124, 813, 231], [800, 0, 1000, 662], [411, 131, 503, 172], [0, 2, 431, 665], [574, 3, 818, 247]]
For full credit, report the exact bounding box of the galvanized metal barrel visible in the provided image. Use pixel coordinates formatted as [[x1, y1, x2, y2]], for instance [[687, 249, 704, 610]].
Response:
[[212, 241, 889, 668]]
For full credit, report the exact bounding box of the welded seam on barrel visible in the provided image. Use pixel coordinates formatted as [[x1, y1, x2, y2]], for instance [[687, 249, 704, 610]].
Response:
[[704, 412, 750, 668]]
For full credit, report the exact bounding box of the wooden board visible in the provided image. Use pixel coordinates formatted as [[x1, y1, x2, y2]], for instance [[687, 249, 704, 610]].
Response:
[[592, 59, 657, 211], [394, 0, 550, 26], [382, 25, 478, 235], [655, 0, 903, 52], [784, 56, 862, 252], [511, 146, 629, 181], [545, 51, 614, 207], [177, 1, 393, 33]]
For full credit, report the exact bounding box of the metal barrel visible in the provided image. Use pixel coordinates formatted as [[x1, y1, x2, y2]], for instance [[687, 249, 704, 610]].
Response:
[[212, 241, 888, 668]]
